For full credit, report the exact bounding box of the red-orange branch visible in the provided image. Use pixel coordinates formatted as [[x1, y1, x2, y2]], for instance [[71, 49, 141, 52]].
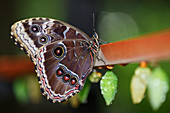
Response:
[[1, 29, 170, 80], [0, 56, 34, 80], [94, 29, 170, 66]]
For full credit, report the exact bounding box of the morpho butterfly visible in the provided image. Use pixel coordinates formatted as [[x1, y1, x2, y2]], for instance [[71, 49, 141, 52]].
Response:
[[10, 17, 100, 103]]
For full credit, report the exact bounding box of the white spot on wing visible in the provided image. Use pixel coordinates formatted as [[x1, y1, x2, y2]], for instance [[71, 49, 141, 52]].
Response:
[[76, 31, 79, 35], [63, 27, 69, 39], [36, 32, 41, 36], [73, 40, 78, 58], [28, 21, 32, 26]]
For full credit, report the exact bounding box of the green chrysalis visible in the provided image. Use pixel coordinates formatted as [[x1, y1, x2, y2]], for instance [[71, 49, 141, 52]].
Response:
[[100, 71, 118, 106]]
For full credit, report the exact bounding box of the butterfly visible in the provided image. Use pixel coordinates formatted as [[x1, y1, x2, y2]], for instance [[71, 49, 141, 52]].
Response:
[[10, 17, 100, 103]]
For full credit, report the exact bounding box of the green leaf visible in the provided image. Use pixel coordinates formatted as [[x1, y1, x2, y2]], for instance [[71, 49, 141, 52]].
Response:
[[130, 67, 152, 104], [148, 67, 169, 111], [100, 71, 118, 106], [78, 79, 91, 103], [13, 78, 29, 104]]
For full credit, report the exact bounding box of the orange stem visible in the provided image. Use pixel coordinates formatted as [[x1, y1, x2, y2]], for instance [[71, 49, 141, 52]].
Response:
[[95, 29, 170, 66], [0, 56, 34, 80]]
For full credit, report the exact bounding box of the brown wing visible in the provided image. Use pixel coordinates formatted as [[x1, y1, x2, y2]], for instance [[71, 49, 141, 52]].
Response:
[[10, 17, 91, 63], [36, 39, 95, 103]]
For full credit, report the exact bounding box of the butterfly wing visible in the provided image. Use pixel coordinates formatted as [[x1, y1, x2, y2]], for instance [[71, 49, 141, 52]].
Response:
[[10, 17, 91, 63], [11, 17, 99, 103], [36, 39, 95, 102]]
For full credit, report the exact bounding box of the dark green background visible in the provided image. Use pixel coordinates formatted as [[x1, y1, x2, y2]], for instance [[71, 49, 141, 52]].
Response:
[[0, 0, 170, 113]]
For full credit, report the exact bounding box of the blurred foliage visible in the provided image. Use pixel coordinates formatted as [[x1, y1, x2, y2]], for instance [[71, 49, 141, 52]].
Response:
[[12, 75, 41, 104], [78, 79, 91, 104], [13, 77, 29, 104], [13, 0, 67, 20], [0, 0, 170, 113]]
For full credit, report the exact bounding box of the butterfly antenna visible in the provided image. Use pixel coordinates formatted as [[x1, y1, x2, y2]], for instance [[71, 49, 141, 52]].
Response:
[[93, 13, 96, 33], [99, 39, 107, 44], [92, 13, 107, 44]]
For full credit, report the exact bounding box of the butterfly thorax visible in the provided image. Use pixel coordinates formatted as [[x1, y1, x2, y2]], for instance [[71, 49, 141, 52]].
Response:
[[89, 32, 100, 54]]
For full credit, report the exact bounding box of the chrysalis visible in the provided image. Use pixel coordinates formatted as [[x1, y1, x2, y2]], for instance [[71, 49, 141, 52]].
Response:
[[130, 66, 151, 104], [148, 67, 169, 110], [100, 71, 118, 106]]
